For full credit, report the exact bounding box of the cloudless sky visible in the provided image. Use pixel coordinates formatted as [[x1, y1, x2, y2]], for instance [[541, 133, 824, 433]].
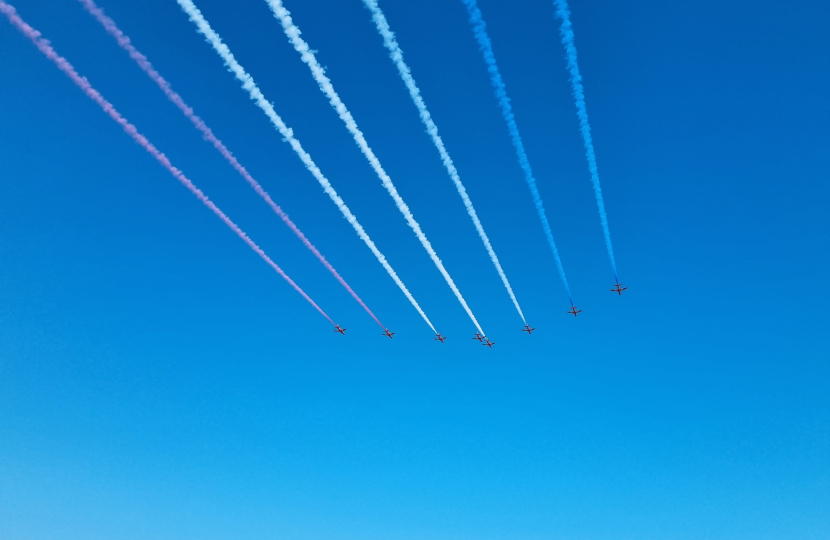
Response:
[[1, 0, 828, 538]]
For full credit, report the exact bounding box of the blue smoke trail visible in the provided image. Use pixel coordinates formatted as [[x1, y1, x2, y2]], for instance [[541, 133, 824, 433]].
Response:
[[553, 0, 618, 282], [461, 0, 573, 304]]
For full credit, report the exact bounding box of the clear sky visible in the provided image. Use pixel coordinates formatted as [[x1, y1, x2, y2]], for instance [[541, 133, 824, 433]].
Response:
[[1, 0, 828, 538]]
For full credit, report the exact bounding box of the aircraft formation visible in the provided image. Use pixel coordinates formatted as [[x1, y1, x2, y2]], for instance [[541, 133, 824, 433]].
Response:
[[0, 0, 625, 348]]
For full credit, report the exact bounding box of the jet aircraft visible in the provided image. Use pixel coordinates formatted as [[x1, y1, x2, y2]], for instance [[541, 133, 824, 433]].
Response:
[[382, 329, 395, 339], [434, 334, 446, 343], [521, 324, 536, 335], [472, 332, 484, 342], [334, 324, 346, 335], [610, 283, 627, 295], [482, 339, 495, 348], [567, 306, 583, 317]]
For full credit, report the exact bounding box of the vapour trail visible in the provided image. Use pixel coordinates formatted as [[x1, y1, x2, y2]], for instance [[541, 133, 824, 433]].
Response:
[[361, 0, 526, 325], [553, 0, 618, 282], [0, 0, 335, 325], [78, 0, 385, 330], [461, 0, 574, 305], [175, 0, 436, 333], [265, 0, 487, 337]]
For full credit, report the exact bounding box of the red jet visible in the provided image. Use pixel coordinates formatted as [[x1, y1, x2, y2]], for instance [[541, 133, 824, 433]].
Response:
[[482, 339, 495, 348], [610, 283, 627, 295], [334, 324, 346, 335], [472, 332, 484, 342], [567, 306, 583, 317], [521, 324, 536, 335], [434, 333, 447, 343], [382, 329, 395, 339]]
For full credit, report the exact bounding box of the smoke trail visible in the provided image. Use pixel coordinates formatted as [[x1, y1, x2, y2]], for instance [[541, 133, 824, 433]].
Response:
[[265, 0, 487, 337], [175, 0, 437, 333], [553, 0, 617, 282], [78, 0, 386, 330], [462, 0, 574, 305], [361, 0, 526, 325], [0, 0, 335, 325]]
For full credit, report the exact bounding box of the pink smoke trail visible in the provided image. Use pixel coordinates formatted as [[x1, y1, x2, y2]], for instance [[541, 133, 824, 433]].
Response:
[[77, 0, 385, 330], [0, 0, 335, 326]]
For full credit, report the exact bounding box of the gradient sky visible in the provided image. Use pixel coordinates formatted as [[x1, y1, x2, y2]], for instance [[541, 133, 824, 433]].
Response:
[[1, 0, 828, 538]]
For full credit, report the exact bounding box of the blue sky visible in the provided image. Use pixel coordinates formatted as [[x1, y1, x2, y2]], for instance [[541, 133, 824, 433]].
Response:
[[1, 0, 828, 538]]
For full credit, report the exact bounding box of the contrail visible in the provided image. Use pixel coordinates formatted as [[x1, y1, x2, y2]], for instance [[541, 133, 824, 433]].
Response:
[[78, 0, 386, 330], [462, 0, 574, 305], [0, 0, 335, 325], [361, 0, 526, 325], [553, 0, 618, 282], [175, 0, 437, 334], [265, 0, 487, 337]]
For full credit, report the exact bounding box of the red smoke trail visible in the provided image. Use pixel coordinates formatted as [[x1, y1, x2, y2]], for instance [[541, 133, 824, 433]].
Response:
[[77, 0, 386, 330], [0, 0, 335, 325]]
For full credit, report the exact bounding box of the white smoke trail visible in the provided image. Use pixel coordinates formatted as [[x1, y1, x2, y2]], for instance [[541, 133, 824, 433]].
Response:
[[176, 0, 436, 333], [361, 0, 526, 325], [264, 0, 487, 337]]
